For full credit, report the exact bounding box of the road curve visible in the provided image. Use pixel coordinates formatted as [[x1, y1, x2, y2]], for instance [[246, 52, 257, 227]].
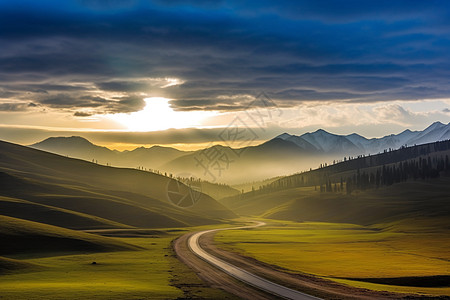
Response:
[[187, 221, 322, 300]]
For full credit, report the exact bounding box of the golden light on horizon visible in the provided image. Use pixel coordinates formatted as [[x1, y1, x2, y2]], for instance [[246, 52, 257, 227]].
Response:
[[106, 97, 218, 131]]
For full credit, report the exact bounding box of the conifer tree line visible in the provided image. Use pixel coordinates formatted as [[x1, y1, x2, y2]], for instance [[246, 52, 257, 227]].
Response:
[[242, 140, 450, 198]]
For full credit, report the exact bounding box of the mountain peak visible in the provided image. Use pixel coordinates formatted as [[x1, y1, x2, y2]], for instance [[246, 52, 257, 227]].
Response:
[[150, 145, 181, 151], [347, 133, 364, 137], [426, 121, 445, 130], [204, 144, 232, 151], [300, 128, 334, 138], [276, 133, 293, 140], [33, 136, 93, 147], [310, 128, 333, 136]]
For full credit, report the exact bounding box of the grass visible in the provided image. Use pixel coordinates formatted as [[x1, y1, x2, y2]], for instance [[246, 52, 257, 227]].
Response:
[[0, 140, 240, 298], [0, 256, 41, 274], [215, 219, 450, 296], [0, 140, 236, 231], [0, 196, 132, 230], [0, 225, 239, 300], [221, 179, 450, 227], [0, 236, 178, 299], [0, 215, 140, 256]]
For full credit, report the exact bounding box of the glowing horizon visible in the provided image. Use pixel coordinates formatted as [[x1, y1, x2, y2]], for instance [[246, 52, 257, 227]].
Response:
[[106, 97, 219, 132]]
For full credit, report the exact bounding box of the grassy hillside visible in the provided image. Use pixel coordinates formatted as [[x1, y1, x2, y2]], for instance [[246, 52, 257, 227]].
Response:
[[0, 170, 211, 229], [262, 139, 450, 194], [0, 215, 139, 256], [0, 256, 40, 274], [0, 225, 238, 300], [265, 179, 450, 226], [0, 139, 239, 299], [0, 140, 236, 230], [0, 196, 131, 230], [231, 176, 282, 193], [221, 140, 450, 227], [174, 177, 240, 200], [215, 220, 450, 297], [215, 140, 450, 298], [221, 178, 450, 228]]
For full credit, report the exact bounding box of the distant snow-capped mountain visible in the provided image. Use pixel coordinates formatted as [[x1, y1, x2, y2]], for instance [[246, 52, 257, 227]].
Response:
[[275, 121, 450, 155], [26, 122, 450, 183]]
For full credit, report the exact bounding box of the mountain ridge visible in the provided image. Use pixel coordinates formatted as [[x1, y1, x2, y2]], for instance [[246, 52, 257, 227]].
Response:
[[31, 122, 450, 160], [276, 121, 450, 155], [0, 139, 236, 229], [27, 122, 450, 183]]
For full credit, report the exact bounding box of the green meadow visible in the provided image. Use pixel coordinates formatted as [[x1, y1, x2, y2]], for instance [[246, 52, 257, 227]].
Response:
[[215, 220, 450, 296], [0, 226, 237, 300], [2, 140, 450, 299], [0, 140, 240, 299]]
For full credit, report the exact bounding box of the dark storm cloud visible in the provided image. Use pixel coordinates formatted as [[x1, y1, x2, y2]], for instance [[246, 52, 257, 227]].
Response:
[[37, 94, 107, 108], [273, 89, 363, 102], [32, 93, 145, 113], [170, 99, 250, 111], [0, 102, 32, 112], [0, 0, 450, 113], [74, 111, 93, 117], [153, 0, 442, 22], [2, 83, 91, 94], [95, 81, 150, 92], [108, 95, 146, 113]]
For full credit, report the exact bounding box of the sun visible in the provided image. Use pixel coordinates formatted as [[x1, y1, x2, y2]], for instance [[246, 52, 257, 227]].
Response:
[[107, 97, 217, 131]]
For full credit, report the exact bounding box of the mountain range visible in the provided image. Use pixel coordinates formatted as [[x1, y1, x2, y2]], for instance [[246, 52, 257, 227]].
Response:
[[30, 121, 450, 183], [31, 136, 188, 169], [276, 121, 450, 155]]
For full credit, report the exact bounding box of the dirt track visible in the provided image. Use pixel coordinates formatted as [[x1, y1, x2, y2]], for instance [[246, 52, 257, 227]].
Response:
[[174, 226, 444, 300], [173, 231, 279, 299]]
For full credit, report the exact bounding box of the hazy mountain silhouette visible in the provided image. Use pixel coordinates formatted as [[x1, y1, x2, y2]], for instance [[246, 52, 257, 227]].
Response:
[[276, 121, 450, 155], [31, 136, 188, 168], [29, 122, 450, 183]]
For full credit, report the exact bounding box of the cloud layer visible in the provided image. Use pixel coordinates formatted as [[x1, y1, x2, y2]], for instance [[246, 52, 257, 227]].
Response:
[[1, 0, 450, 115]]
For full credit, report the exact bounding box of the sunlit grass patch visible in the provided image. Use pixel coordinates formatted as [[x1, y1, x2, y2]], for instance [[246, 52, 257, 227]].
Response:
[[0, 224, 240, 300], [215, 220, 450, 296], [0, 236, 178, 299]]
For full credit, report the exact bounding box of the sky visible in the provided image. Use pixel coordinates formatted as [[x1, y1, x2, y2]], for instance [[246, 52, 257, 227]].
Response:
[[1, 0, 450, 150]]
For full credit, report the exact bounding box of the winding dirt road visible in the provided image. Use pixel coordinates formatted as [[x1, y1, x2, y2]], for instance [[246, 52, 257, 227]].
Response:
[[173, 221, 434, 300], [187, 221, 321, 299]]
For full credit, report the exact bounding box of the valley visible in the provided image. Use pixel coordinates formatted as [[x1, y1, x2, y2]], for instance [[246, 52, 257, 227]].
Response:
[[2, 2, 450, 299], [1, 125, 450, 299]]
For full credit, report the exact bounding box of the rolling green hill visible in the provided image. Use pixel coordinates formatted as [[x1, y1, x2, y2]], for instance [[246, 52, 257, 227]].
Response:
[[0, 256, 40, 274], [0, 195, 131, 230], [236, 180, 450, 227], [222, 185, 450, 231], [0, 140, 236, 230], [221, 141, 450, 227], [0, 215, 140, 256], [173, 177, 240, 200]]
